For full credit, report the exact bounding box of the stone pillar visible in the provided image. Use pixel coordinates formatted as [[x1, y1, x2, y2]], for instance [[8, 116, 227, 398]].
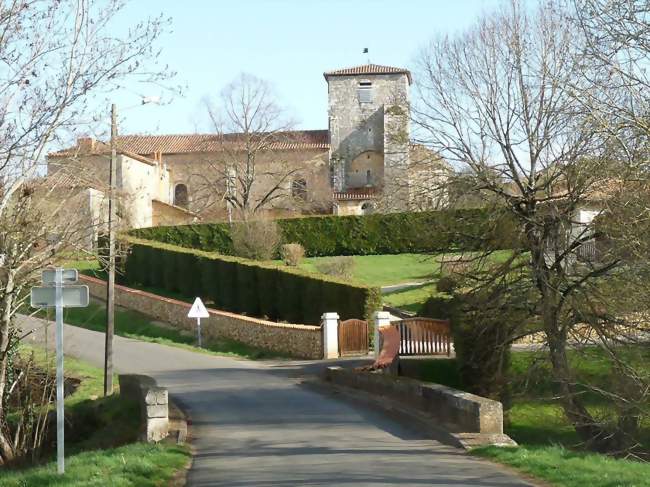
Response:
[[321, 312, 340, 359], [373, 311, 392, 359], [143, 387, 169, 442]]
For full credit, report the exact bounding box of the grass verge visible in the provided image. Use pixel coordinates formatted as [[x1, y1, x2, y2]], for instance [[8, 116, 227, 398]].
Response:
[[472, 445, 650, 487], [400, 348, 650, 486], [2, 345, 190, 486]]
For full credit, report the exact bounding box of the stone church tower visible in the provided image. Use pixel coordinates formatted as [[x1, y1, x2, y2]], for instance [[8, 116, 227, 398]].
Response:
[[324, 64, 411, 213]]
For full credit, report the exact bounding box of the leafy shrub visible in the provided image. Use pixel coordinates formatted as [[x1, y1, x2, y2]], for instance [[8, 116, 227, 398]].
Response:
[[121, 237, 381, 325], [315, 256, 355, 279], [435, 275, 459, 294], [422, 285, 525, 407], [280, 243, 305, 266], [129, 208, 519, 257], [230, 220, 281, 260]]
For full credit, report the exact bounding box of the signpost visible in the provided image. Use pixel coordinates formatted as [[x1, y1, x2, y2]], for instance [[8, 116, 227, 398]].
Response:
[[187, 297, 209, 348], [30, 268, 89, 475]]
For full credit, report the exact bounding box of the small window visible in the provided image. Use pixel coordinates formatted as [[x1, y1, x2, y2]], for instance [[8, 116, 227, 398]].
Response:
[[361, 202, 374, 214], [291, 178, 307, 200], [174, 183, 188, 208], [358, 82, 373, 103], [366, 170, 372, 185]]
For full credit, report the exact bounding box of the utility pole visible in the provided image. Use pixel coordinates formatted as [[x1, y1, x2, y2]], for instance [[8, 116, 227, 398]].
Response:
[[104, 103, 117, 396]]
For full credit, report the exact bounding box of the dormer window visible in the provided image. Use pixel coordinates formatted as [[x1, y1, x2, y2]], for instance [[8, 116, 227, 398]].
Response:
[[358, 81, 373, 103]]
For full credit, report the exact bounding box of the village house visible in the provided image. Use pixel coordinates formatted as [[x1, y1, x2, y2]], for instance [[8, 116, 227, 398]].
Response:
[[46, 64, 450, 245]]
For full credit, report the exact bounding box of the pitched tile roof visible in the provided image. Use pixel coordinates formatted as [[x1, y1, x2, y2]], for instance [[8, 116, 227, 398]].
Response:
[[324, 64, 412, 84], [48, 130, 330, 158]]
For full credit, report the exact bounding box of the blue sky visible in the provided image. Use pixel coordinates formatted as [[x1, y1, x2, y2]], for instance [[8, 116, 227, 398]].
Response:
[[112, 0, 503, 135]]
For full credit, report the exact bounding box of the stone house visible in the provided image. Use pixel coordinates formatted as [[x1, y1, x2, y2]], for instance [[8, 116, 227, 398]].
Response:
[[47, 64, 449, 236]]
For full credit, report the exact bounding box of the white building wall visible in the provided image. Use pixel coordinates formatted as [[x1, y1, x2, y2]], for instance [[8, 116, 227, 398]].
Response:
[[118, 155, 157, 228]]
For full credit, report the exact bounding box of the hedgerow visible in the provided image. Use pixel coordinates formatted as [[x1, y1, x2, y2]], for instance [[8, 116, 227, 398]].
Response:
[[129, 208, 517, 257], [117, 237, 382, 325]]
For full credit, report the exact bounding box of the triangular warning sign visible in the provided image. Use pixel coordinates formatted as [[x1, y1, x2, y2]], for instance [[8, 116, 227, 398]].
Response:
[[187, 297, 210, 318]]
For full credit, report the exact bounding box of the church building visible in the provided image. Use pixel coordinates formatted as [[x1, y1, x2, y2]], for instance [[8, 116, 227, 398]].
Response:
[[47, 64, 449, 244]]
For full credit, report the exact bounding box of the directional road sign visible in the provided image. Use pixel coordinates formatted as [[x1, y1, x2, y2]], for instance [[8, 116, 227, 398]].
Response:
[[42, 269, 78, 285], [30, 285, 89, 308], [29, 267, 89, 475]]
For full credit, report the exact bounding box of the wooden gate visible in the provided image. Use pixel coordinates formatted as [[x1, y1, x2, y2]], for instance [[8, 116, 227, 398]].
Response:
[[396, 318, 451, 356], [338, 319, 369, 356]]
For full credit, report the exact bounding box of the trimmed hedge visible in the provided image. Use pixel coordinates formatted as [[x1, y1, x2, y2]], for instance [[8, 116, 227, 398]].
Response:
[[129, 208, 518, 257], [117, 237, 382, 325]]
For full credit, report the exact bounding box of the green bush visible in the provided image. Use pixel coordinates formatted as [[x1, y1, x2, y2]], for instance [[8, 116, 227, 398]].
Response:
[[129, 208, 518, 257], [422, 290, 515, 407], [121, 237, 380, 325]]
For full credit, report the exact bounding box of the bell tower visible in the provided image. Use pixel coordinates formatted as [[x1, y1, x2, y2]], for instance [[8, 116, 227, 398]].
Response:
[[324, 64, 411, 209]]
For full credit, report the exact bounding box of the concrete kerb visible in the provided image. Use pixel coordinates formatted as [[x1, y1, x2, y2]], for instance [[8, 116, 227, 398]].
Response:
[[323, 366, 517, 449]]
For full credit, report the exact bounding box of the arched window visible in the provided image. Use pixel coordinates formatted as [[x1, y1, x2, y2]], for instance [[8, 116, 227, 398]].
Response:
[[174, 183, 188, 208], [366, 169, 372, 185], [291, 178, 307, 200], [361, 202, 373, 215]]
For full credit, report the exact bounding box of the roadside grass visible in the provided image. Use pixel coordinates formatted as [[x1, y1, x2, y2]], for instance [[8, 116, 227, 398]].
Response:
[[1, 442, 191, 487], [35, 301, 288, 360], [472, 445, 650, 487], [3, 345, 190, 486], [402, 348, 650, 486]]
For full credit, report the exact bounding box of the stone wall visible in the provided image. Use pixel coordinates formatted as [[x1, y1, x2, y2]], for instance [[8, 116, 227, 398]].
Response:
[[81, 275, 323, 359], [325, 366, 503, 435], [118, 374, 169, 442]]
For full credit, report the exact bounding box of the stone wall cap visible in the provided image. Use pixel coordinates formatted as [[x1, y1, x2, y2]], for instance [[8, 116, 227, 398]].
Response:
[[322, 312, 340, 319]]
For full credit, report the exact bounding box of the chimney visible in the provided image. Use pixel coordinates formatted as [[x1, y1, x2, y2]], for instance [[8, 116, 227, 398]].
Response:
[[78, 137, 96, 153]]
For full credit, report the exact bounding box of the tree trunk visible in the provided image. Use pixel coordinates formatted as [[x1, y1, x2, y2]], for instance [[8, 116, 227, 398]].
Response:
[[0, 273, 16, 464], [545, 329, 605, 446]]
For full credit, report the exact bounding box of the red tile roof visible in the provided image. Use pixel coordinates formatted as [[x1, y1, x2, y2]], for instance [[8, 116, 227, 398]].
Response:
[[48, 130, 330, 158], [324, 64, 412, 84]]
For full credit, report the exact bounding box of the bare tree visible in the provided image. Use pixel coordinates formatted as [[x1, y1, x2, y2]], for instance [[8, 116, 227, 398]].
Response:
[[414, 0, 649, 453], [0, 0, 168, 464], [572, 0, 650, 169], [197, 73, 315, 220]]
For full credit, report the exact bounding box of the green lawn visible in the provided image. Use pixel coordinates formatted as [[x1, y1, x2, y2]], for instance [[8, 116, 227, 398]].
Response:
[[382, 283, 440, 313], [295, 251, 512, 314], [3, 346, 190, 486], [401, 348, 650, 486], [297, 253, 441, 286]]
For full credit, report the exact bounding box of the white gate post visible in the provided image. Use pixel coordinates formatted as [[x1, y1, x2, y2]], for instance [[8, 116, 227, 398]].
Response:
[[373, 311, 392, 359], [321, 312, 340, 359]]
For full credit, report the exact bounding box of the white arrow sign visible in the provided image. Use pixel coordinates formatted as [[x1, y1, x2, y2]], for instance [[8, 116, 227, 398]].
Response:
[[188, 297, 209, 348], [188, 297, 209, 318]]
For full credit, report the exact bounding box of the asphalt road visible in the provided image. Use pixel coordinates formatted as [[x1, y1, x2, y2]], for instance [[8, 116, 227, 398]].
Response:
[[18, 315, 533, 487]]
